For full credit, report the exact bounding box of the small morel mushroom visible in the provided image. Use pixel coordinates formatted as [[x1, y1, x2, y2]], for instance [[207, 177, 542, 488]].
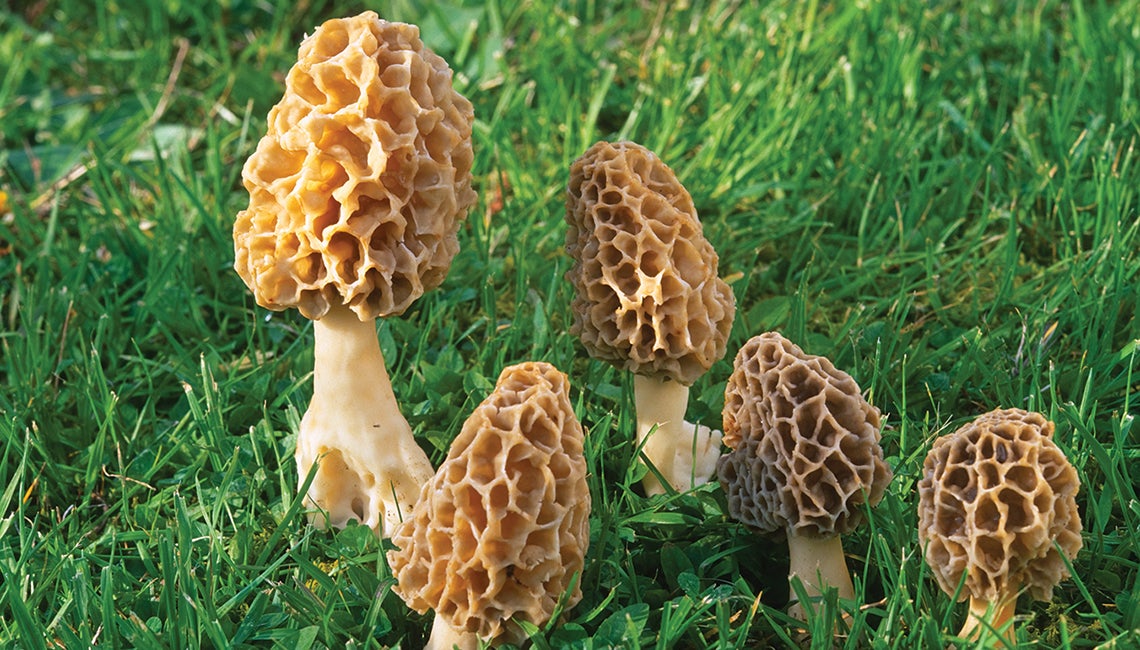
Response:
[[233, 11, 476, 536], [918, 408, 1082, 645], [564, 140, 735, 495], [716, 332, 891, 619], [387, 362, 591, 650]]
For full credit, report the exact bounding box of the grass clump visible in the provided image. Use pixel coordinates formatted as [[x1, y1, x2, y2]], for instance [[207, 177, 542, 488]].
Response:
[[2, 0, 1138, 647]]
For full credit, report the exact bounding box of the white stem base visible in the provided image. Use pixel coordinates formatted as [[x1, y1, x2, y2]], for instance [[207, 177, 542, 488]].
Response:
[[786, 532, 854, 620], [425, 616, 481, 650], [633, 375, 723, 496], [296, 306, 434, 537]]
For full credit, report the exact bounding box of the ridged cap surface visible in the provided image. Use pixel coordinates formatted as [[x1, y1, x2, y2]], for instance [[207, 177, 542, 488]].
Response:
[[388, 362, 590, 643], [918, 408, 1082, 602], [234, 11, 475, 320], [717, 332, 891, 537], [564, 140, 735, 385]]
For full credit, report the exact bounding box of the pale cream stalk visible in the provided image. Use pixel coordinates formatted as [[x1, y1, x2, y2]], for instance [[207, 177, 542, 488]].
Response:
[[425, 616, 480, 650], [295, 305, 434, 537], [633, 374, 723, 496], [786, 531, 855, 620], [959, 591, 1018, 646]]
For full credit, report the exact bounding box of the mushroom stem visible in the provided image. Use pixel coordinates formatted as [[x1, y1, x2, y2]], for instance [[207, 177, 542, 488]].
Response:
[[633, 374, 723, 495], [296, 304, 434, 537], [786, 531, 855, 618], [959, 592, 1018, 646], [425, 616, 480, 650]]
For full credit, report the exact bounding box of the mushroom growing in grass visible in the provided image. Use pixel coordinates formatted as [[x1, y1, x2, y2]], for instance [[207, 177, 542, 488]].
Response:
[[918, 408, 1082, 645], [716, 332, 892, 620], [388, 362, 591, 650], [232, 11, 476, 536], [564, 140, 736, 495]]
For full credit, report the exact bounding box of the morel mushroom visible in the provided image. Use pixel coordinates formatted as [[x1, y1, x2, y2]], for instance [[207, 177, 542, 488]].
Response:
[[716, 332, 891, 618], [233, 11, 476, 536], [565, 140, 735, 495], [918, 408, 1082, 644], [388, 362, 591, 649]]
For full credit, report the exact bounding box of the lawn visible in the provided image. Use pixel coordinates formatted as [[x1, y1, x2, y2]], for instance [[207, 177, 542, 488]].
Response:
[[1, 0, 1138, 648]]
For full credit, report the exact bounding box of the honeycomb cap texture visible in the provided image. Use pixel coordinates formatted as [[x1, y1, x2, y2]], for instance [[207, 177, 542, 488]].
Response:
[[387, 362, 590, 642], [564, 140, 735, 386], [234, 11, 476, 320], [918, 408, 1082, 602], [716, 332, 891, 537]]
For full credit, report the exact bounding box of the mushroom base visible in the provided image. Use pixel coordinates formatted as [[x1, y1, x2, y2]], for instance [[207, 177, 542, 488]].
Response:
[[633, 375, 723, 496], [959, 593, 1017, 646], [296, 305, 434, 537], [425, 616, 481, 650], [786, 532, 855, 621]]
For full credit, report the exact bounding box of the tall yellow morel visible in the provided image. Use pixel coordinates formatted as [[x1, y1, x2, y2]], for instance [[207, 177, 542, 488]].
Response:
[[564, 140, 735, 495], [232, 11, 476, 536]]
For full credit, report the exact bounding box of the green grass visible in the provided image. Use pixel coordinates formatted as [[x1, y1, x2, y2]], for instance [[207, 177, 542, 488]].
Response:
[[2, 0, 1138, 647]]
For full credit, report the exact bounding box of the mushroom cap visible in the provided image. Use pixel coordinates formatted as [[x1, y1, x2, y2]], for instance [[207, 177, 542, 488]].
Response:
[[234, 11, 476, 320], [716, 332, 891, 537], [917, 408, 1082, 603], [387, 362, 591, 643], [564, 140, 735, 386]]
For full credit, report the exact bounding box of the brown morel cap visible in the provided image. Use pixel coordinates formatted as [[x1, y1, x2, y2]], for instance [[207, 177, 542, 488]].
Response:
[[234, 11, 476, 320], [918, 408, 1082, 602], [716, 332, 891, 537], [387, 362, 591, 643], [564, 140, 735, 386]]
